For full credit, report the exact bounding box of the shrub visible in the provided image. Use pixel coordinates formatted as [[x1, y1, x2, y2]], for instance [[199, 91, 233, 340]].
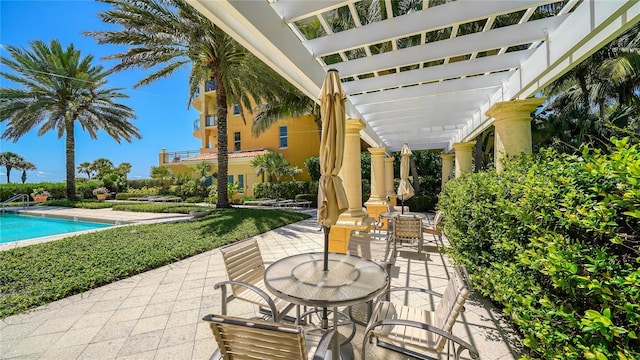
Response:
[[185, 196, 203, 203], [253, 181, 318, 200], [438, 137, 640, 359]]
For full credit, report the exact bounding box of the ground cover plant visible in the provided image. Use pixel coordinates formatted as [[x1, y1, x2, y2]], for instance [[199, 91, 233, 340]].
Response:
[[0, 208, 310, 318], [438, 137, 639, 359]]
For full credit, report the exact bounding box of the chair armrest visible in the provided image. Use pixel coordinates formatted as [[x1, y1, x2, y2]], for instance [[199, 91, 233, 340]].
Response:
[[311, 329, 338, 360], [364, 318, 479, 360], [375, 286, 443, 303], [214, 280, 279, 321]]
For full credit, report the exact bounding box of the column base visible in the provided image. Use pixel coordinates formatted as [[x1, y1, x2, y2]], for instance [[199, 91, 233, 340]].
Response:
[[329, 218, 374, 254], [365, 202, 391, 231]]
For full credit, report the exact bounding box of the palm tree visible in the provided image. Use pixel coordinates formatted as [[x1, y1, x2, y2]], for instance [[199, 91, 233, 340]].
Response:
[[150, 165, 172, 187], [87, 0, 289, 208], [77, 162, 94, 179], [252, 87, 322, 139], [16, 160, 36, 184], [0, 40, 140, 199], [250, 152, 301, 183], [0, 152, 24, 183]]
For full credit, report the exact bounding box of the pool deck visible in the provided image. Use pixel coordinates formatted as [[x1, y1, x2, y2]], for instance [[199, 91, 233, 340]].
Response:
[[0, 208, 523, 359], [0, 206, 192, 251]]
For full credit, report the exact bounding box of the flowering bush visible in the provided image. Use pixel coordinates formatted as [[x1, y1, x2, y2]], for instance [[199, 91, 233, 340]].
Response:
[[92, 187, 110, 195], [31, 188, 51, 198]]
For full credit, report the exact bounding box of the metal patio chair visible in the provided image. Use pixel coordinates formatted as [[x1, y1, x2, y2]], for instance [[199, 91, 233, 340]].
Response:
[[362, 265, 479, 360], [392, 214, 424, 253], [203, 313, 337, 360], [216, 239, 297, 322]]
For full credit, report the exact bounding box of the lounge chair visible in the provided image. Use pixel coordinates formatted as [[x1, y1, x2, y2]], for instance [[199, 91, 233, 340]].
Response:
[[362, 265, 479, 360], [216, 239, 297, 322], [203, 313, 337, 360]]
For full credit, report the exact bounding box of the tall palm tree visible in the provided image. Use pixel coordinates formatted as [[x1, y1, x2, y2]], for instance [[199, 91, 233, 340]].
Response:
[[88, 0, 288, 208], [0, 40, 140, 199], [0, 152, 24, 183]]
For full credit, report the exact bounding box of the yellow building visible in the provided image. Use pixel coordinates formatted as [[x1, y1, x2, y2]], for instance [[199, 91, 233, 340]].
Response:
[[159, 80, 320, 197]]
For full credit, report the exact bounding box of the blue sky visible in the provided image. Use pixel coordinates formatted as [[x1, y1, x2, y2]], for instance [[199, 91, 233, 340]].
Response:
[[0, 0, 200, 183]]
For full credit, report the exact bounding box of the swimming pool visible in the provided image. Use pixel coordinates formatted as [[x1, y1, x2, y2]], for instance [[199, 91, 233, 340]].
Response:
[[0, 213, 113, 244]]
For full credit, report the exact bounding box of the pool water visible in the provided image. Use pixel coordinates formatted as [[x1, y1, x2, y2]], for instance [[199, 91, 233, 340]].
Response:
[[0, 213, 112, 244]]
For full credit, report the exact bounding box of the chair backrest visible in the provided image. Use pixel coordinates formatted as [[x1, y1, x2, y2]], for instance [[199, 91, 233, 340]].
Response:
[[220, 239, 265, 298], [433, 266, 473, 350], [433, 211, 443, 229], [204, 314, 307, 359], [393, 215, 423, 240], [348, 231, 392, 265]]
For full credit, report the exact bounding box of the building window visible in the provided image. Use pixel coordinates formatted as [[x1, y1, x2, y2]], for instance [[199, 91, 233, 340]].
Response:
[[205, 115, 216, 127], [279, 126, 288, 149], [227, 175, 233, 185], [238, 175, 244, 194], [234, 132, 241, 151], [233, 104, 240, 115]]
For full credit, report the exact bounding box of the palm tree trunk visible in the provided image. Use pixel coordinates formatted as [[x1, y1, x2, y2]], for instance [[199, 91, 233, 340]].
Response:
[[5, 166, 11, 184], [214, 69, 230, 208], [66, 119, 77, 200]]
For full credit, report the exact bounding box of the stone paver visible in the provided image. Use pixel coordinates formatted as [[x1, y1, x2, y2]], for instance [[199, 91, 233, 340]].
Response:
[[1, 211, 522, 359]]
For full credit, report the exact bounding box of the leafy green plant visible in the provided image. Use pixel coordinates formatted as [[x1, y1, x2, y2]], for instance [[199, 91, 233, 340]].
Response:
[[439, 137, 639, 359]]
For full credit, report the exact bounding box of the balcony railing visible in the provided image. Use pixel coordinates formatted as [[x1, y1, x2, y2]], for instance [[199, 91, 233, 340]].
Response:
[[161, 150, 202, 164]]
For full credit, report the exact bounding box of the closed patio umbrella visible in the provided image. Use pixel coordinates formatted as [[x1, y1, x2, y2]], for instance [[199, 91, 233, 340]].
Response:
[[396, 143, 414, 213], [318, 69, 349, 271]]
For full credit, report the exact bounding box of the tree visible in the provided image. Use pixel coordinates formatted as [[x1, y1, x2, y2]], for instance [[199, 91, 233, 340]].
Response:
[[252, 88, 321, 139], [250, 152, 301, 183], [150, 165, 172, 187], [0, 40, 140, 199], [190, 162, 212, 197], [0, 152, 24, 183], [77, 162, 94, 179], [16, 160, 36, 184], [88, 0, 289, 208]]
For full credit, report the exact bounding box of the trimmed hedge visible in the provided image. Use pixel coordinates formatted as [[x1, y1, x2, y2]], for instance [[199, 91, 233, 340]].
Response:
[[438, 138, 639, 359], [253, 181, 318, 200], [0, 182, 100, 201]]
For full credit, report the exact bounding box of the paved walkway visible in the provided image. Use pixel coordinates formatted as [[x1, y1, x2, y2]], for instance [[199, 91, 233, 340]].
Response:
[[1, 210, 523, 359]]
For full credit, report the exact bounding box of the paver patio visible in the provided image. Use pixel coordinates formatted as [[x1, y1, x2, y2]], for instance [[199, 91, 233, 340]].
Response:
[[1, 211, 523, 359]]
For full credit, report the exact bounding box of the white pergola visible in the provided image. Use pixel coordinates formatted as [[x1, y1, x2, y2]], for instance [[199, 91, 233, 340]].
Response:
[[187, 0, 639, 153]]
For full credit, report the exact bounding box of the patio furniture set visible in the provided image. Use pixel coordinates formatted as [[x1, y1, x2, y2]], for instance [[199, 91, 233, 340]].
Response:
[[203, 209, 477, 360]]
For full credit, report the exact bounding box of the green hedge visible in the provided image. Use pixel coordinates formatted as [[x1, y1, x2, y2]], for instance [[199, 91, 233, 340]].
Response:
[[253, 181, 318, 200], [438, 137, 639, 359], [0, 182, 101, 201]]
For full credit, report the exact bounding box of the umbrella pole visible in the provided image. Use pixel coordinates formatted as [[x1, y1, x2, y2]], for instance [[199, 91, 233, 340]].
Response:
[[401, 198, 405, 214], [323, 226, 330, 271], [322, 226, 330, 329]]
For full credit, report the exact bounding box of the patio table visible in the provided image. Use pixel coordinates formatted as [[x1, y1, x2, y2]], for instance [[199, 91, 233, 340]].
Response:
[[264, 252, 388, 359]]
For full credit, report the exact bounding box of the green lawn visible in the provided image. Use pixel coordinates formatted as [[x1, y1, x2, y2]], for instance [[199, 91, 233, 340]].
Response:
[[0, 207, 310, 318]]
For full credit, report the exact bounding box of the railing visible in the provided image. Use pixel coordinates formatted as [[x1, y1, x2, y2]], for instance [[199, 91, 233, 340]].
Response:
[[193, 118, 200, 131], [161, 150, 202, 164], [2, 193, 30, 214]]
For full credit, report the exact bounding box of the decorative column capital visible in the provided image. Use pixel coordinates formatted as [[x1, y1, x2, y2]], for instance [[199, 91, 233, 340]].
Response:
[[441, 153, 455, 160], [346, 118, 366, 133], [368, 147, 387, 156], [384, 157, 394, 164], [486, 97, 546, 124], [452, 141, 476, 151]]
